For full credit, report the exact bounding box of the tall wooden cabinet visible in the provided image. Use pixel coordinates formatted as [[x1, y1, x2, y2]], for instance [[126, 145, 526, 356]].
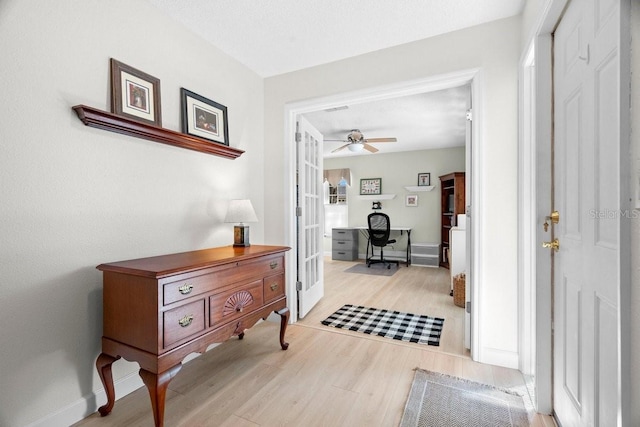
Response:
[[439, 172, 465, 268]]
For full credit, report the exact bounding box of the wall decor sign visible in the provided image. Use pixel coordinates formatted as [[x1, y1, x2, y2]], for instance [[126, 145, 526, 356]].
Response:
[[360, 178, 382, 195], [181, 88, 229, 146], [406, 194, 419, 207], [110, 59, 162, 126], [417, 173, 431, 186]]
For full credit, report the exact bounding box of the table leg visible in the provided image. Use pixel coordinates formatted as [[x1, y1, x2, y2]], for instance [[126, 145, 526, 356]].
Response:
[[139, 364, 182, 427], [275, 307, 290, 350], [406, 230, 412, 266], [96, 353, 121, 416]]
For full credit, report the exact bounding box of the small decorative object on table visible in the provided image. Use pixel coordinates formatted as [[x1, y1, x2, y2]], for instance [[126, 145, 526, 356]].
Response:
[[225, 199, 258, 247]]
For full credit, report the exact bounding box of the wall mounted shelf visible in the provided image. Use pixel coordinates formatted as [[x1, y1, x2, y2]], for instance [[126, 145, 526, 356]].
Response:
[[358, 194, 396, 200], [72, 105, 244, 159], [404, 186, 435, 192]]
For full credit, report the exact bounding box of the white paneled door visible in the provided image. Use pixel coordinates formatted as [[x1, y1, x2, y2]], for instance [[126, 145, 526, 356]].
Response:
[[552, 0, 620, 425], [296, 116, 324, 318]]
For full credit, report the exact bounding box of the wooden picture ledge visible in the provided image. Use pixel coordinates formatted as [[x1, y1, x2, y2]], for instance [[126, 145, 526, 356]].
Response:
[[72, 105, 244, 159]]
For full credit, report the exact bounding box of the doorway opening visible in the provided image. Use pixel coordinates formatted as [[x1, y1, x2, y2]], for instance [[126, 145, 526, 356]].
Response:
[[283, 69, 483, 360]]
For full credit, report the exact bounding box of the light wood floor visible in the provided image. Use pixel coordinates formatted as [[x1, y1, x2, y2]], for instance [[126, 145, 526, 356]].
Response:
[[75, 259, 556, 427], [302, 258, 467, 357]]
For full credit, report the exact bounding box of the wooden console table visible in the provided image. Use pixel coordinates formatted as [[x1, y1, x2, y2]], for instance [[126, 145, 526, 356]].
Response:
[[95, 245, 290, 426]]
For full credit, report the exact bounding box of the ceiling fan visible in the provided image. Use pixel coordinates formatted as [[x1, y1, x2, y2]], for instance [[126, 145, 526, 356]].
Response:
[[326, 129, 397, 153]]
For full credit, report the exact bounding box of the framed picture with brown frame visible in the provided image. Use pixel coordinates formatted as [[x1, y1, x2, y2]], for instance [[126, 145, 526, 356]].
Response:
[[181, 88, 229, 146], [110, 59, 162, 126]]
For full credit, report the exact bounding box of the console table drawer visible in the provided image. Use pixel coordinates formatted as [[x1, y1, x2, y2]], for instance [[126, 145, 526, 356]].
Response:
[[163, 299, 206, 348], [264, 273, 285, 303], [163, 255, 284, 306], [163, 272, 218, 306], [209, 279, 264, 327]]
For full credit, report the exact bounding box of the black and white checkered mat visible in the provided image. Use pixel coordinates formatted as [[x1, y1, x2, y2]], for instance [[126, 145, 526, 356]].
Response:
[[321, 304, 444, 346]]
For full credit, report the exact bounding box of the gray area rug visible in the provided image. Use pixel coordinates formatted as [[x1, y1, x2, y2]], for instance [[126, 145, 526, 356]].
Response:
[[400, 369, 530, 427], [343, 262, 398, 276]]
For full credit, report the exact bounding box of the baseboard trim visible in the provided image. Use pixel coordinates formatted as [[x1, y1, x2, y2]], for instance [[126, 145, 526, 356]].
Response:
[[25, 371, 144, 427], [479, 346, 519, 369]]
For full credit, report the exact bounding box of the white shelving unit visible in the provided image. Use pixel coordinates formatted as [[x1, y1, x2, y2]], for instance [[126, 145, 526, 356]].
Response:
[[403, 185, 435, 192], [358, 194, 396, 200]]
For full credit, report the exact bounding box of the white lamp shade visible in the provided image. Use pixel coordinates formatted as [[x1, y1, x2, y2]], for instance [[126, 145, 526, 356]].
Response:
[[348, 143, 364, 152], [224, 199, 258, 223]]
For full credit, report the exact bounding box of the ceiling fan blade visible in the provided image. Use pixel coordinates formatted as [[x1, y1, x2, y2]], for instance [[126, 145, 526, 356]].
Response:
[[324, 139, 348, 142], [331, 143, 351, 153], [363, 143, 379, 153], [364, 137, 397, 143]]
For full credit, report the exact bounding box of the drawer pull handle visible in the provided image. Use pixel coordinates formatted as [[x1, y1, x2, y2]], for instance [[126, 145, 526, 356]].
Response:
[[270, 283, 279, 291], [178, 314, 194, 327], [178, 284, 194, 295], [270, 261, 278, 269]]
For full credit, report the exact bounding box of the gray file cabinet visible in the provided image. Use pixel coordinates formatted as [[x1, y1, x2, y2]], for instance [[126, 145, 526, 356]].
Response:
[[332, 228, 359, 261]]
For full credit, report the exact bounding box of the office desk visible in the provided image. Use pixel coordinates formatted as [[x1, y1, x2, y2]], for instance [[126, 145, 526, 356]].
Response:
[[354, 226, 412, 266]]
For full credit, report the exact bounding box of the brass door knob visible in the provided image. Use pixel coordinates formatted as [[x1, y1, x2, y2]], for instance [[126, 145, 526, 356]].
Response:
[[542, 238, 560, 252]]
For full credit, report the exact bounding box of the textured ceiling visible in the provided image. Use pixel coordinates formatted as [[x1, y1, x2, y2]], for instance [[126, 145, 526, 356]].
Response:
[[303, 85, 471, 158], [147, 0, 525, 77], [147, 1, 523, 157]]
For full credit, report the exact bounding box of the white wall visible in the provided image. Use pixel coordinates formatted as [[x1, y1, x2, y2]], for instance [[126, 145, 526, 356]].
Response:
[[264, 16, 522, 368], [0, 1, 265, 425], [323, 148, 465, 254]]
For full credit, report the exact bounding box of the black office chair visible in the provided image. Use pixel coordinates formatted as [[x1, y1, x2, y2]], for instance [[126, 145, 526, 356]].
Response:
[[366, 212, 399, 269]]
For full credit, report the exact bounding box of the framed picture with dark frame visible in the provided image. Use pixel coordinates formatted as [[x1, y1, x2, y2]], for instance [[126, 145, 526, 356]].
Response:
[[360, 178, 382, 195], [181, 88, 229, 146], [110, 59, 162, 126], [417, 173, 431, 186]]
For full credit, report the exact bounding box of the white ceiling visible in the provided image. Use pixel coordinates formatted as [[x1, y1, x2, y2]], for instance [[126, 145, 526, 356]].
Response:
[[303, 85, 471, 158], [147, 0, 523, 157], [147, 0, 525, 78]]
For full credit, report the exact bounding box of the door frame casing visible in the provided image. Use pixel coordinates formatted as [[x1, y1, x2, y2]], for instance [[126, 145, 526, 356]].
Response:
[[283, 69, 483, 360]]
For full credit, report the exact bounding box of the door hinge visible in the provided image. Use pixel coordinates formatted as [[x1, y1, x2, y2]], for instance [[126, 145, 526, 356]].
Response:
[[295, 206, 302, 216], [466, 109, 473, 121], [466, 300, 471, 314], [296, 281, 302, 291], [295, 132, 302, 143]]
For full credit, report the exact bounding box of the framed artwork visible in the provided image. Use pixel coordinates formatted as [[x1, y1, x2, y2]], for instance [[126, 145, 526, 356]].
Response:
[[181, 88, 229, 146], [110, 59, 162, 126], [418, 173, 431, 186], [360, 178, 382, 195], [406, 194, 419, 207]]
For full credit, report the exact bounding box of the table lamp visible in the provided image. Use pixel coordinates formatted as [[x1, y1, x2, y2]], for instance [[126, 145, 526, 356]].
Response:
[[224, 199, 258, 247]]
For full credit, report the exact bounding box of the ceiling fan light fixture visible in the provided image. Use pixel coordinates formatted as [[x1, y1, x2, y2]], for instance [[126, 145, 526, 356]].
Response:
[[348, 143, 364, 152]]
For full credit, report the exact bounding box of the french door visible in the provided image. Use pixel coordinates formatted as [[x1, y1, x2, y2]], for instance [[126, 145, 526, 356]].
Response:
[[296, 116, 324, 318]]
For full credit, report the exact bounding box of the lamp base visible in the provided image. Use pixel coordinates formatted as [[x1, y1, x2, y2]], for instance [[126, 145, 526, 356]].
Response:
[[233, 224, 251, 247]]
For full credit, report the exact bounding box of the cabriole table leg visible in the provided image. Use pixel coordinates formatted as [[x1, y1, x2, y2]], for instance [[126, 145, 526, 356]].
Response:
[[139, 364, 182, 427], [95, 353, 121, 416], [275, 307, 290, 350]]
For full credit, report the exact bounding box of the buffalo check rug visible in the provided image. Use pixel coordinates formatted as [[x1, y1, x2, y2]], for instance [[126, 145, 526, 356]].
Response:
[[321, 304, 444, 346]]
